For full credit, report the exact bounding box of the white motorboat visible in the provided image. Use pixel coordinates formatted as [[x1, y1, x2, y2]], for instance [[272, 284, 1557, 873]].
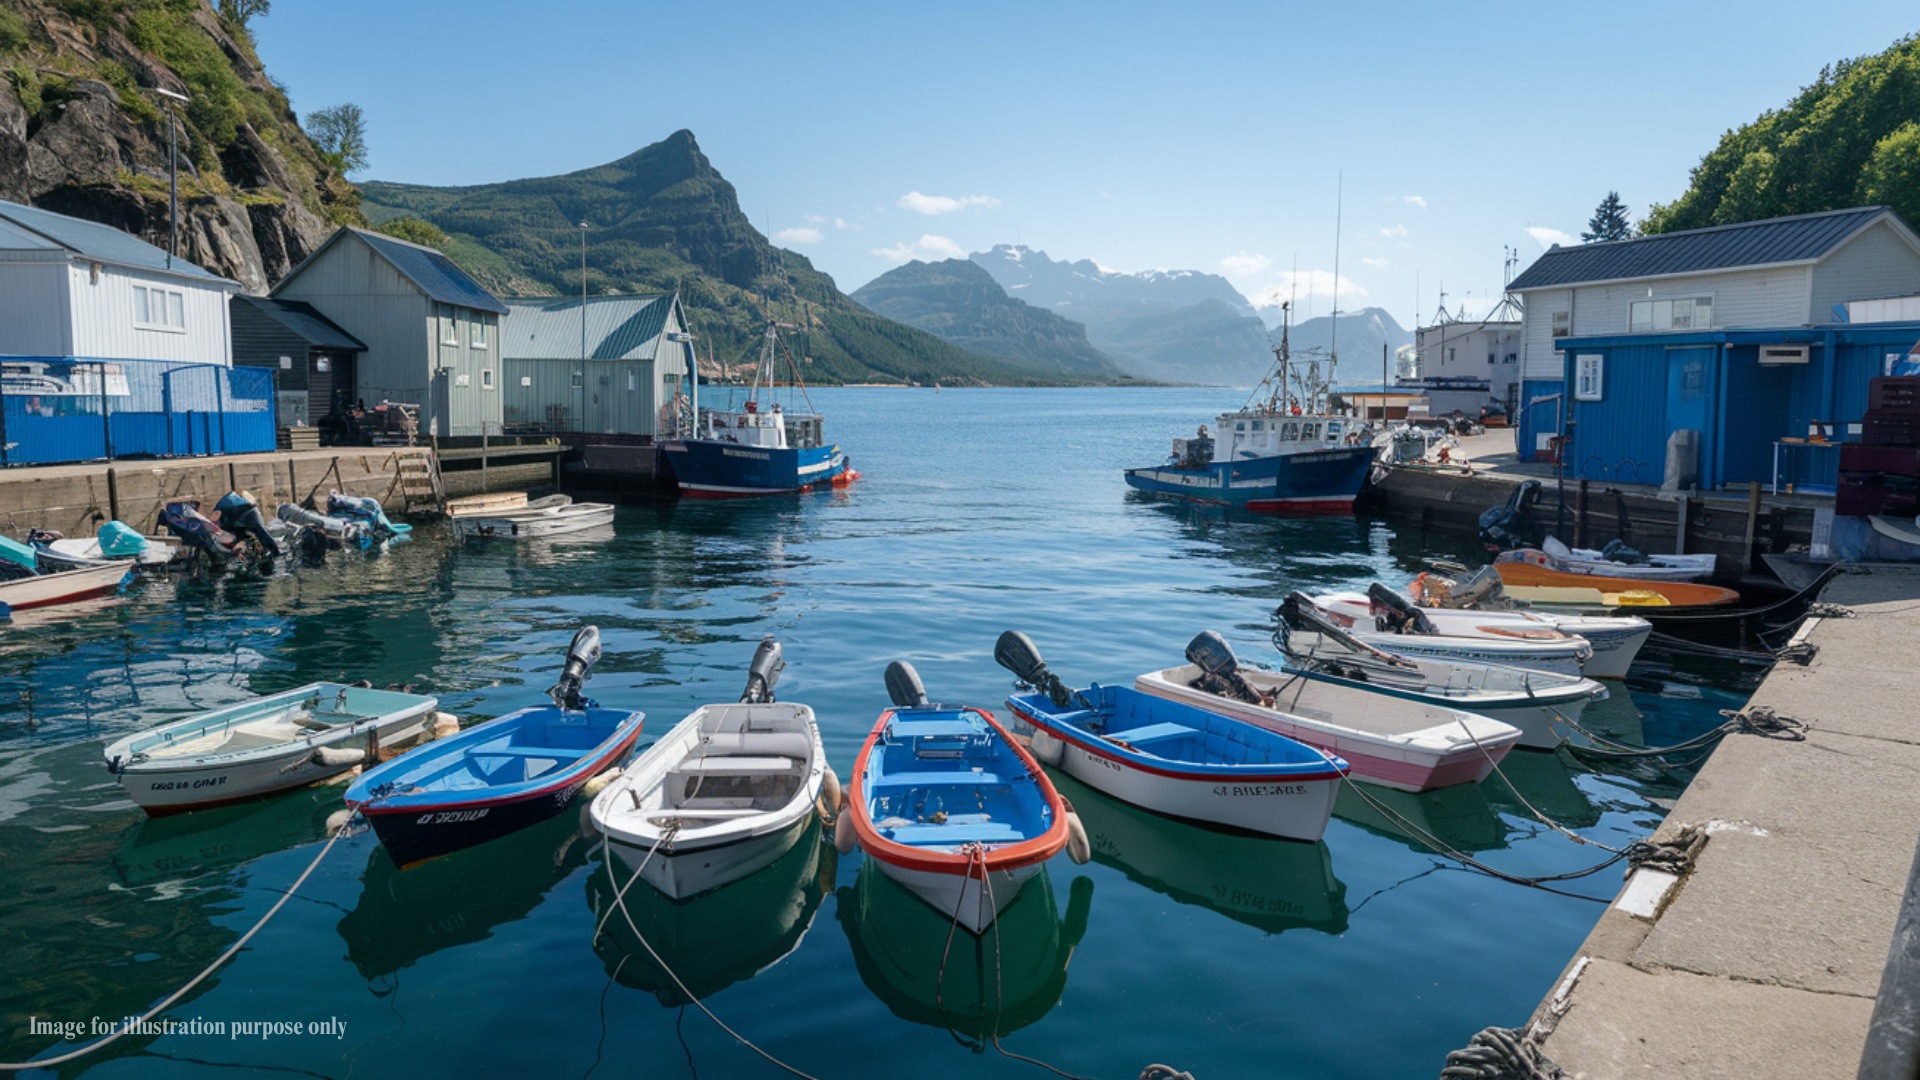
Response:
[[104, 683, 442, 816], [1275, 594, 1608, 750], [453, 498, 614, 540], [591, 640, 827, 900], [1538, 536, 1718, 582], [32, 528, 178, 571], [1323, 582, 1651, 679], [1136, 633, 1523, 793], [0, 561, 132, 612], [1307, 586, 1595, 677]]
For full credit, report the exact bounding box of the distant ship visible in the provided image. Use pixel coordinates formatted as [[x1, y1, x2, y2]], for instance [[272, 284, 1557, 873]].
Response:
[[1123, 302, 1373, 514], [659, 315, 858, 499]]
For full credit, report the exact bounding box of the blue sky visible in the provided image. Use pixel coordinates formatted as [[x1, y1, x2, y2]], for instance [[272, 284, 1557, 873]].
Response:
[[259, 2, 1917, 327]]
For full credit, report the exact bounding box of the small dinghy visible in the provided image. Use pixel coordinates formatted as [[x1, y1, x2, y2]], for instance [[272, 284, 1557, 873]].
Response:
[[1306, 584, 1595, 677], [1136, 633, 1522, 792], [104, 684, 441, 816], [1493, 554, 1740, 609], [1317, 583, 1649, 679], [847, 660, 1071, 934], [996, 632, 1347, 841], [452, 496, 615, 540], [29, 522, 177, 571], [1275, 595, 1607, 750], [1539, 536, 1717, 582], [0, 559, 132, 612], [346, 627, 644, 868], [591, 638, 830, 899]]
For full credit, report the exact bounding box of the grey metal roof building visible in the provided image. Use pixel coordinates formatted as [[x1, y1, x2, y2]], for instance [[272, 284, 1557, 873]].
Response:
[[0, 197, 238, 284], [351, 229, 509, 315], [501, 295, 675, 361], [499, 294, 691, 436], [1507, 207, 1907, 291]]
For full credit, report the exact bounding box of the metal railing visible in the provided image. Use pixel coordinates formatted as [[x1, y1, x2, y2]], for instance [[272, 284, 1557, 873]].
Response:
[[1, 355, 276, 467]]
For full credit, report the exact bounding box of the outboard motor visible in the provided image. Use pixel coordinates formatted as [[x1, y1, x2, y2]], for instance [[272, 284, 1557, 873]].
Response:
[[97, 521, 148, 559], [277, 502, 365, 552], [884, 660, 931, 710], [1184, 631, 1266, 705], [215, 491, 281, 557], [547, 626, 603, 711], [994, 630, 1073, 708], [1477, 478, 1543, 552], [327, 491, 404, 540], [1366, 582, 1436, 635], [160, 501, 241, 566], [1598, 538, 1648, 565], [739, 637, 784, 704], [1441, 566, 1512, 610]]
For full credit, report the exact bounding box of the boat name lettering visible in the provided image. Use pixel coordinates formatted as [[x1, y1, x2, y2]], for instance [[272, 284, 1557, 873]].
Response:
[[418, 808, 490, 825], [722, 449, 771, 461], [1212, 783, 1308, 797], [149, 776, 227, 791]]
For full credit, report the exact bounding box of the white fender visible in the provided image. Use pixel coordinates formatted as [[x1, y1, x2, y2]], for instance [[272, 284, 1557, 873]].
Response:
[[1031, 728, 1066, 767], [821, 764, 844, 815], [430, 712, 461, 740], [324, 808, 356, 836], [833, 806, 859, 855], [312, 746, 367, 768], [582, 766, 621, 799], [1064, 806, 1091, 866]]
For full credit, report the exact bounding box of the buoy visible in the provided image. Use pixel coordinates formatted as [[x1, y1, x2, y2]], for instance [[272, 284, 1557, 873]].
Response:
[[430, 712, 460, 740], [833, 807, 858, 855], [312, 746, 367, 768], [821, 765, 843, 817], [324, 808, 356, 836], [581, 766, 621, 799], [1031, 728, 1066, 767], [1064, 802, 1091, 866]]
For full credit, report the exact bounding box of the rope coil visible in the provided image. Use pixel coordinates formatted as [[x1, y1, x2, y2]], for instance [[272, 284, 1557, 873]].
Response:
[[1438, 1026, 1563, 1080], [1804, 602, 1857, 619], [1623, 825, 1706, 878]]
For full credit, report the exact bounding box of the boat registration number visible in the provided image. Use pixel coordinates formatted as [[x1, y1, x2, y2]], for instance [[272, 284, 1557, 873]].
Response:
[[1213, 784, 1308, 797], [417, 809, 489, 825], [148, 776, 228, 791]]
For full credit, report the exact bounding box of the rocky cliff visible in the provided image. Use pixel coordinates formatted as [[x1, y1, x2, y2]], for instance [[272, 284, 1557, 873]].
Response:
[[0, 0, 355, 292]]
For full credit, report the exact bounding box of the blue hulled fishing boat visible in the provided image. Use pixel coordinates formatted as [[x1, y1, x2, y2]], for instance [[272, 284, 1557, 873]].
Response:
[[658, 314, 858, 499], [1124, 302, 1373, 514]]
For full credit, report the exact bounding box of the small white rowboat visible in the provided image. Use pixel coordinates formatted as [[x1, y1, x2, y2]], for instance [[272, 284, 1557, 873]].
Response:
[[453, 499, 614, 540], [0, 561, 132, 611]]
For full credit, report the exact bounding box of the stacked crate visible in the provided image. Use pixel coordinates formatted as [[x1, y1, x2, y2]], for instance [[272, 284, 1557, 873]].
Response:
[[1838, 376, 1920, 516]]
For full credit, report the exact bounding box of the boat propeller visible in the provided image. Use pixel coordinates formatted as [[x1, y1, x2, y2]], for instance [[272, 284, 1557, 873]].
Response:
[[1366, 583, 1436, 635], [547, 626, 603, 711], [740, 637, 784, 704], [884, 660, 930, 710], [1184, 631, 1266, 705], [993, 631, 1073, 709]]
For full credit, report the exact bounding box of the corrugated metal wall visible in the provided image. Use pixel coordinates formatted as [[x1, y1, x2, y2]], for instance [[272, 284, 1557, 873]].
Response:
[[501, 357, 659, 434], [0, 262, 72, 355], [1812, 222, 1920, 319], [66, 263, 233, 366], [1566, 343, 1670, 485], [0, 357, 274, 466]]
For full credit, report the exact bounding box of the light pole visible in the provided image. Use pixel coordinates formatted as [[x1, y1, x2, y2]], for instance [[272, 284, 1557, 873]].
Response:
[[152, 87, 190, 268], [579, 222, 587, 434]]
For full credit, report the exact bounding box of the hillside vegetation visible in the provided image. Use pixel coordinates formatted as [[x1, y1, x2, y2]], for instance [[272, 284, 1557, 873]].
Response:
[[850, 259, 1128, 380], [1644, 33, 1920, 233]]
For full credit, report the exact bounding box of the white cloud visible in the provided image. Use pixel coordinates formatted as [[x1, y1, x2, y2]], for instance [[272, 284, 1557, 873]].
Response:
[[897, 191, 1000, 216], [1249, 269, 1369, 309], [1361, 256, 1390, 268], [1380, 224, 1408, 239], [1219, 252, 1272, 276], [1403, 196, 1427, 210], [834, 217, 852, 230], [774, 227, 823, 245], [1526, 226, 1576, 249], [871, 234, 966, 263], [804, 214, 825, 226]]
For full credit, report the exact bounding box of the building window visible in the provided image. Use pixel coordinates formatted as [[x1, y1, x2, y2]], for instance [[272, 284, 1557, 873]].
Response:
[[1630, 297, 1713, 333], [1551, 311, 1571, 339], [133, 285, 187, 331], [471, 319, 488, 349], [438, 304, 458, 345], [1574, 353, 1605, 401], [481, 368, 494, 390]]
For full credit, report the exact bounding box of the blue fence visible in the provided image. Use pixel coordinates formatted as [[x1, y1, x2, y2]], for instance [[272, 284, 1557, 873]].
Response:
[[1, 356, 276, 467]]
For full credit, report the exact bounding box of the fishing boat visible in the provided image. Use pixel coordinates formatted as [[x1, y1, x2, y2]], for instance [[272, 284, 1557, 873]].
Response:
[[1136, 632, 1522, 792], [1123, 302, 1373, 514], [103, 684, 441, 816], [591, 638, 830, 899], [1275, 594, 1607, 750], [995, 631, 1347, 841], [0, 560, 132, 612], [451, 498, 616, 540], [658, 314, 857, 499], [1538, 536, 1717, 582], [1493, 554, 1741, 608], [346, 627, 644, 867], [1314, 583, 1650, 679], [847, 661, 1070, 933]]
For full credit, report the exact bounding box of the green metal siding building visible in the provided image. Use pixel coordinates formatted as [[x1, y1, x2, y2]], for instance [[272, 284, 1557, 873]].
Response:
[[499, 295, 691, 436]]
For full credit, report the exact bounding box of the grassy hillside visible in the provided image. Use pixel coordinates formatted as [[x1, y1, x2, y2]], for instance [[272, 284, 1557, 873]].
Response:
[[850, 259, 1128, 380], [361, 131, 1069, 386]]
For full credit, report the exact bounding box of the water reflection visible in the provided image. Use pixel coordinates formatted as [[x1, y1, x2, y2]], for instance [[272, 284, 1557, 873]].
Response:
[[113, 786, 334, 890], [585, 818, 834, 1005], [837, 864, 1091, 1042], [335, 812, 591, 982], [1053, 774, 1348, 935]]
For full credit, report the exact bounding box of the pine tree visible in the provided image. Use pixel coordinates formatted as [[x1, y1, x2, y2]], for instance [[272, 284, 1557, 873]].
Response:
[[1583, 192, 1632, 242]]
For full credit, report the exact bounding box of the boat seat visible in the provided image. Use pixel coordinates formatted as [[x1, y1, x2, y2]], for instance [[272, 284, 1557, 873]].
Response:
[[883, 821, 1025, 845], [675, 755, 799, 776], [700, 731, 811, 758], [873, 770, 1005, 788], [1109, 722, 1193, 747], [472, 745, 589, 760]]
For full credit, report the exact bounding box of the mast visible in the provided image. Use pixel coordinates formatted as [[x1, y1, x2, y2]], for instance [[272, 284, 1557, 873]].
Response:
[[1330, 171, 1342, 384]]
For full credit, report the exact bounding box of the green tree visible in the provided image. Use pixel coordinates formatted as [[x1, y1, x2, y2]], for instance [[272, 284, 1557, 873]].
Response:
[[1862, 121, 1920, 229], [308, 102, 367, 175], [374, 216, 447, 249], [217, 0, 269, 26], [1582, 192, 1632, 242]]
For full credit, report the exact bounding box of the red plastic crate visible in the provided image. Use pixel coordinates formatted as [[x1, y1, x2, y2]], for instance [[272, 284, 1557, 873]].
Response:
[[1837, 472, 1920, 516], [1870, 376, 1920, 413], [1839, 444, 1920, 476], [1862, 410, 1920, 447]]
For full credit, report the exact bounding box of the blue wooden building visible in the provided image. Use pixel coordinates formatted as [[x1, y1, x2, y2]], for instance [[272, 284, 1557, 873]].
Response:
[[1507, 207, 1920, 489]]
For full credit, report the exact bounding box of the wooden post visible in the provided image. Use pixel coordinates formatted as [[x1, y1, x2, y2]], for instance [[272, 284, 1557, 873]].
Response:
[[481, 421, 490, 493], [1674, 495, 1689, 555], [106, 466, 120, 523], [1575, 479, 1589, 548], [1743, 481, 1762, 575]]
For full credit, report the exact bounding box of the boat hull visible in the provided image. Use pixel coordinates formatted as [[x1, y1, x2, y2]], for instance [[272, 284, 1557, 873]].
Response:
[[1124, 445, 1373, 514], [1282, 665, 1598, 751], [1494, 561, 1740, 608], [659, 438, 853, 499], [453, 503, 614, 539], [0, 561, 131, 610], [872, 859, 1040, 935], [1007, 705, 1340, 841], [1349, 631, 1589, 677], [613, 815, 814, 901]]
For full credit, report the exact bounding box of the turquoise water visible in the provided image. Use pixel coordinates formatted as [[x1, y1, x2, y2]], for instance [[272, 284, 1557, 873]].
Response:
[[0, 388, 1761, 1078]]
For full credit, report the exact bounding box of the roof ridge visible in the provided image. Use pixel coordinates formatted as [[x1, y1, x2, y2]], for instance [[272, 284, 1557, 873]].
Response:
[[1570, 205, 1886, 252]]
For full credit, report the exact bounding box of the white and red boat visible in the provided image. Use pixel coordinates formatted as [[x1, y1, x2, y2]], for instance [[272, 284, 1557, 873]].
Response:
[[0, 560, 132, 612]]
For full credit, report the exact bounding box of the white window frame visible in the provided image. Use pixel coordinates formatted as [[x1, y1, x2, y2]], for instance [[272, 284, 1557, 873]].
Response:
[[438, 304, 458, 345], [133, 284, 187, 333], [1551, 310, 1571, 339], [481, 368, 495, 391], [1630, 296, 1713, 333], [471, 319, 488, 349], [1574, 353, 1605, 401]]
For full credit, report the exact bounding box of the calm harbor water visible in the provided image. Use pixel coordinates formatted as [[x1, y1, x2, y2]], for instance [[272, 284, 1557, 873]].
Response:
[[0, 387, 1761, 1079]]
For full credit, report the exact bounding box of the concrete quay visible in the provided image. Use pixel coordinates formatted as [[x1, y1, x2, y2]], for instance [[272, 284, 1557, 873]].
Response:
[[1525, 566, 1920, 1078]]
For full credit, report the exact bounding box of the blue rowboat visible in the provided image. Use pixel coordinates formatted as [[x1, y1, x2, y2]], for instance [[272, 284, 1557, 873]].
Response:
[[346, 628, 644, 867], [997, 631, 1348, 842]]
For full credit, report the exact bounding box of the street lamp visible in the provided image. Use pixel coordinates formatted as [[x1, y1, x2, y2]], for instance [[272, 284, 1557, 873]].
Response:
[[151, 87, 190, 267], [578, 222, 587, 434]]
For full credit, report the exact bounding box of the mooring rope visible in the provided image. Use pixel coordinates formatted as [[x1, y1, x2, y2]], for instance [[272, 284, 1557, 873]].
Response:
[[1438, 1025, 1563, 1080], [1455, 719, 1623, 854], [594, 818, 824, 1080], [1558, 704, 1808, 763], [0, 820, 349, 1071]]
